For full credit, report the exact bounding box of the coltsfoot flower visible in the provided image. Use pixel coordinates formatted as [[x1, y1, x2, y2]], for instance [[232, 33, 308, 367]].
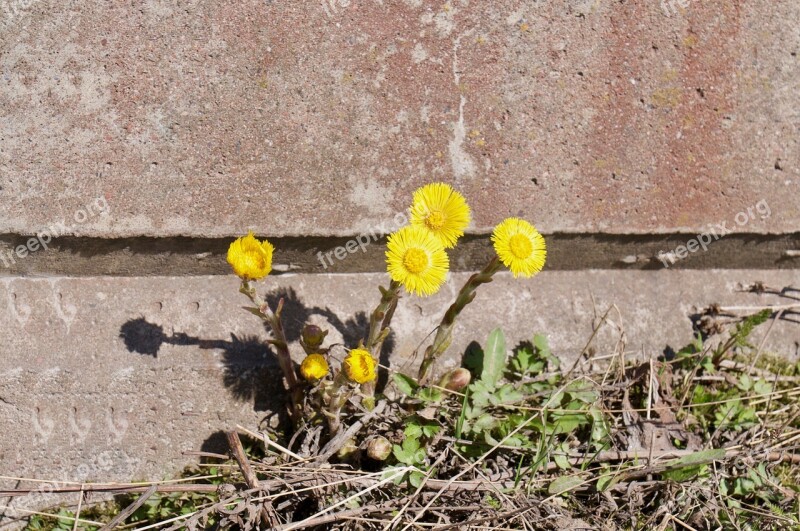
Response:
[[227, 231, 274, 280], [343, 348, 377, 384], [410, 183, 471, 249], [300, 354, 329, 381], [491, 218, 547, 278], [386, 225, 449, 297]]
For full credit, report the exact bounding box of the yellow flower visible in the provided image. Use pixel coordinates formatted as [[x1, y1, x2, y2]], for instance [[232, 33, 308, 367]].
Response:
[[409, 183, 471, 249], [491, 218, 547, 278], [300, 354, 329, 381], [343, 348, 377, 384], [227, 231, 274, 280], [386, 225, 449, 297]]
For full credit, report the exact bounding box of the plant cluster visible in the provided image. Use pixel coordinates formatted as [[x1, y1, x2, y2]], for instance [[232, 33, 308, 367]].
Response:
[[225, 183, 547, 441]]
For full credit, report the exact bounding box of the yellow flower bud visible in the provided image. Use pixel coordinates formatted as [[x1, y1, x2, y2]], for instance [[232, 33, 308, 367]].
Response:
[[300, 354, 329, 382], [343, 348, 377, 384], [226, 231, 274, 281]]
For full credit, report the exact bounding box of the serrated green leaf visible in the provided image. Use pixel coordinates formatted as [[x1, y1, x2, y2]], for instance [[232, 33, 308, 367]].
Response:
[[404, 423, 423, 439], [481, 328, 507, 389], [473, 413, 497, 432], [402, 436, 421, 454], [393, 444, 414, 464], [510, 345, 533, 373], [492, 384, 524, 405], [393, 373, 419, 397], [422, 423, 440, 438]]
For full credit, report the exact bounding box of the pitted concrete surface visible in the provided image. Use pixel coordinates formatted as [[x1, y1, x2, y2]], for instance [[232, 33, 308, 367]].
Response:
[[0, 270, 798, 492], [0, 1, 798, 238]]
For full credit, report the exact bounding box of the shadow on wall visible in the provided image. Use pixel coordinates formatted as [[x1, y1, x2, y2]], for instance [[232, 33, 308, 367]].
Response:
[[118, 287, 395, 435]]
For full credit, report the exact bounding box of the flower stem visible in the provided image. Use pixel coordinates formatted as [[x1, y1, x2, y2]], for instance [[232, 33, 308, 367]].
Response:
[[417, 256, 502, 384], [324, 371, 352, 435], [360, 280, 401, 407], [241, 281, 302, 427], [365, 280, 402, 358]]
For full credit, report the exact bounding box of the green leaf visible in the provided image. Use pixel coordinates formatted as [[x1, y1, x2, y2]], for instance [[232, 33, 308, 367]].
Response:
[[422, 423, 440, 438], [409, 470, 426, 488], [589, 407, 611, 445], [661, 448, 725, 481], [549, 414, 588, 435], [418, 387, 443, 402], [393, 444, 415, 465], [597, 472, 621, 492], [455, 386, 469, 439], [548, 475, 585, 495], [554, 453, 571, 470], [393, 373, 419, 397], [510, 345, 533, 374], [469, 380, 494, 409], [382, 465, 409, 485], [473, 413, 497, 433], [491, 384, 524, 405], [667, 448, 726, 467], [402, 436, 421, 454], [534, 334, 559, 369], [481, 328, 507, 389], [404, 423, 423, 439], [753, 378, 772, 395]]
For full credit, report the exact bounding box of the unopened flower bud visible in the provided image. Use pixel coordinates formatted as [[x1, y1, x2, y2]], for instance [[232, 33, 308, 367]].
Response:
[[438, 368, 472, 392], [301, 324, 328, 350], [336, 438, 359, 460], [300, 354, 329, 382], [366, 436, 392, 461]]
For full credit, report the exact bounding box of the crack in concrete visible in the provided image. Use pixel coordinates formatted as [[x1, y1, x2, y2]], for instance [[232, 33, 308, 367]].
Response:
[[0, 233, 798, 277]]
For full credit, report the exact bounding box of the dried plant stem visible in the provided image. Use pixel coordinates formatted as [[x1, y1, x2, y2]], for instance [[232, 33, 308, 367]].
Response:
[[418, 256, 502, 384], [241, 281, 302, 426]]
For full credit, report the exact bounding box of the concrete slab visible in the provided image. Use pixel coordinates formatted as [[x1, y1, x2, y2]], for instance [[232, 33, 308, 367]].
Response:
[[0, 269, 798, 496], [1, 1, 798, 238]]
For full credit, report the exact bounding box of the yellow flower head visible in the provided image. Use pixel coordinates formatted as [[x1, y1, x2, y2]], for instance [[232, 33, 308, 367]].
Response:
[[491, 218, 547, 278], [343, 348, 377, 384], [227, 231, 274, 281], [409, 183, 471, 249], [386, 225, 449, 297], [300, 354, 329, 382]]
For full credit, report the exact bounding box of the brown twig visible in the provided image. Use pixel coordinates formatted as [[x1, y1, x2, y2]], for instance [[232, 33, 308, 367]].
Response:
[[314, 400, 387, 464], [226, 431, 260, 490], [98, 484, 157, 531]]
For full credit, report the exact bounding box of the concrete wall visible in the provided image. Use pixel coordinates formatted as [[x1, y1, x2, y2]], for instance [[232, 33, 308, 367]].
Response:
[[0, 0, 798, 518], [0, 0, 798, 237]]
